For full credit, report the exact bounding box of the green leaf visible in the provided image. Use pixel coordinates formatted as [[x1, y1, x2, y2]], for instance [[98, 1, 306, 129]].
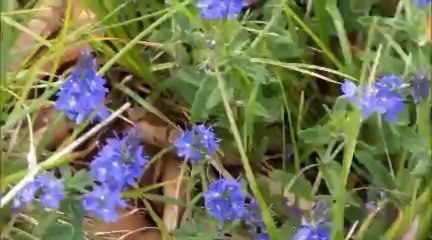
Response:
[[270, 170, 313, 200], [42, 223, 74, 240], [174, 213, 219, 240], [298, 126, 332, 145], [59, 199, 85, 240], [64, 170, 93, 192], [397, 126, 428, 154], [355, 151, 395, 189], [191, 77, 219, 121], [411, 152, 432, 177]]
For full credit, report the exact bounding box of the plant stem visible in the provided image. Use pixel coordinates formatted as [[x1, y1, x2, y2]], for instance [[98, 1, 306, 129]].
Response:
[[214, 67, 279, 240], [331, 111, 361, 239]]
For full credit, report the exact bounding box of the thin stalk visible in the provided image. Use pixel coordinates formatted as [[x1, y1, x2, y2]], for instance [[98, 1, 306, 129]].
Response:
[[214, 67, 279, 240]]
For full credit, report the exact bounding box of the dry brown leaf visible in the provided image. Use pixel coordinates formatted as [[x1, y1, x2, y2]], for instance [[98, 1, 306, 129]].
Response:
[[133, 229, 161, 240], [87, 208, 150, 240], [161, 154, 186, 232], [33, 104, 71, 149], [8, 0, 65, 71], [40, 3, 100, 72], [134, 110, 180, 148]]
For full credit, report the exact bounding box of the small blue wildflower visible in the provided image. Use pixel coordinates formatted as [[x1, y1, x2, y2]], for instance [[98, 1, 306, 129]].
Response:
[[374, 75, 405, 121], [414, 0, 432, 7], [255, 233, 270, 240], [35, 174, 65, 209], [90, 130, 148, 191], [195, 124, 219, 154], [340, 80, 357, 102], [55, 50, 109, 124], [90, 151, 125, 190], [11, 183, 38, 210], [243, 199, 266, 232], [196, 0, 243, 20], [82, 185, 126, 223], [293, 223, 330, 240], [340, 75, 405, 121], [204, 179, 246, 222], [293, 202, 330, 240], [12, 173, 64, 210], [243, 199, 269, 239], [174, 124, 218, 164], [412, 72, 430, 103], [85, 129, 147, 222], [365, 201, 378, 214]]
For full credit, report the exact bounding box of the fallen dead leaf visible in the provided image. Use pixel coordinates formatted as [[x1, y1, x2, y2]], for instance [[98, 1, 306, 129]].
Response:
[[33, 104, 71, 150], [86, 208, 151, 240], [132, 229, 161, 240], [7, 0, 65, 72], [39, 2, 101, 73], [134, 111, 180, 148]]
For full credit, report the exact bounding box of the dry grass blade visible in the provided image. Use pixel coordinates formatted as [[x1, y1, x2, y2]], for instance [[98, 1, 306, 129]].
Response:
[[161, 155, 186, 232]]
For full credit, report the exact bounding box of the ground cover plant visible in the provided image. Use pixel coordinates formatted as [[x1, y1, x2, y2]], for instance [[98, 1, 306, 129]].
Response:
[[0, 0, 431, 239]]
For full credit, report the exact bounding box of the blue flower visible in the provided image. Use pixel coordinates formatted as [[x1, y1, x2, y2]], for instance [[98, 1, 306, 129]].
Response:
[[293, 202, 330, 240], [414, 0, 432, 7], [196, 0, 243, 20], [12, 173, 65, 210], [340, 80, 357, 102], [89, 130, 148, 191], [84, 129, 147, 222], [293, 224, 329, 240], [174, 124, 218, 164], [243, 199, 269, 239], [255, 233, 270, 240], [55, 50, 109, 124], [412, 72, 430, 103], [374, 75, 405, 121], [11, 183, 38, 210], [82, 185, 126, 223], [243, 199, 266, 232], [204, 179, 246, 222], [35, 174, 65, 209], [340, 75, 405, 121]]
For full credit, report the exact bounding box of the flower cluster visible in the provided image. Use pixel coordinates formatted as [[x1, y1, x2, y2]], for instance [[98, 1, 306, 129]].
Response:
[[82, 130, 148, 223], [292, 203, 330, 240], [174, 124, 218, 164], [204, 179, 271, 239], [243, 199, 268, 239], [55, 50, 109, 124], [196, 0, 243, 20], [204, 179, 246, 223], [414, 0, 432, 7], [341, 75, 405, 121], [12, 173, 64, 210]]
